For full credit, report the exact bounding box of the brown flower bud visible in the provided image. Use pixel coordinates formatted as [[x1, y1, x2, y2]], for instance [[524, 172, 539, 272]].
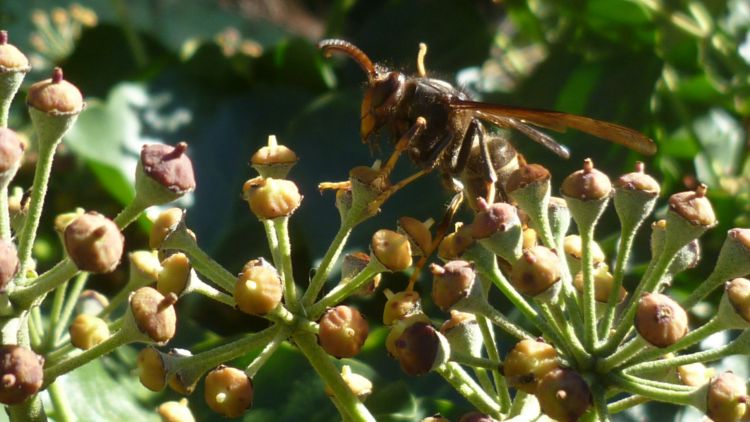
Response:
[[510, 246, 561, 297], [0, 128, 24, 174], [391, 321, 446, 376], [130, 287, 178, 344], [0, 345, 44, 405], [614, 162, 660, 195], [157, 398, 195, 422], [140, 142, 196, 197], [561, 158, 612, 200], [137, 347, 167, 391], [318, 305, 369, 358], [0, 239, 18, 291], [421, 415, 450, 422], [668, 184, 716, 228], [505, 162, 551, 193], [27, 67, 83, 114], [397, 216, 432, 256], [536, 368, 592, 422], [371, 229, 412, 272], [706, 372, 749, 422], [250, 134, 297, 179], [437, 225, 474, 261], [204, 366, 253, 418], [383, 290, 422, 325], [243, 177, 302, 219], [635, 293, 688, 348], [64, 211, 124, 273], [156, 253, 191, 296], [502, 339, 559, 394], [0, 31, 29, 70], [69, 314, 110, 350], [76, 289, 110, 315], [149, 208, 184, 249], [341, 252, 381, 297], [234, 259, 282, 316], [470, 201, 519, 239], [430, 260, 476, 311]]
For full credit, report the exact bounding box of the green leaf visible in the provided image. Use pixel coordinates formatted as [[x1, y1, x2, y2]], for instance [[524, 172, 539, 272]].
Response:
[[693, 109, 744, 186]]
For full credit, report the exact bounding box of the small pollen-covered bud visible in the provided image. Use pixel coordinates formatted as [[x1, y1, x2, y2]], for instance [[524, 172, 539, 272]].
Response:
[[0, 31, 30, 70], [371, 229, 412, 272], [573, 265, 627, 304], [458, 412, 499, 422], [69, 314, 110, 350], [561, 158, 612, 200], [64, 211, 124, 273], [0, 239, 18, 291], [324, 365, 372, 401], [678, 362, 714, 387], [130, 287, 178, 344], [204, 366, 253, 418], [615, 162, 660, 195], [157, 398, 195, 422], [156, 253, 191, 296], [668, 184, 716, 228], [397, 216, 432, 257], [139, 143, 196, 199], [437, 225, 474, 261], [349, 165, 388, 195], [137, 347, 167, 391], [536, 368, 591, 422], [26, 67, 83, 114], [510, 246, 561, 297], [706, 372, 749, 422], [383, 290, 422, 325], [502, 339, 559, 394], [505, 161, 551, 193], [0, 345, 44, 405], [0, 128, 24, 175], [250, 134, 298, 179], [341, 252, 381, 297], [391, 321, 449, 376], [243, 177, 302, 220], [635, 293, 688, 348], [150, 208, 184, 249], [234, 259, 282, 316], [430, 260, 476, 311], [318, 305, 369, 359]]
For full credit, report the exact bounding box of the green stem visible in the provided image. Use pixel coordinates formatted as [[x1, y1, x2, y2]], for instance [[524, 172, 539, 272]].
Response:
[[626, 340, 740, 374], [598, 336, 646, 372], [539, 302, 588, 367], [273, 217, 298, 312], [263, 220, 281, 270], [112, 197, 147, 229], [580, 226, 598, 351], [245, 328, 288, 378], [607, 373, 698, 406], [601, 222, 637, 337], [41, 279, 68, 351], [51, 273, 88, 346], [458, 296, 532, 341], [47, 381, 75, 422], [309, 261, 380, 319], [549, 302, 589, 365], [475, 314, 511, 413], [608, 395, 650, 413], [0, 180, 12, 241], [293, 332, 375, 422], [450, 352, 500, 370], [435, 362, 502, 418], [592, 382, 609, 421], [301, 222, 353, 306], [7, 396, 46, 422], [682, 270, 731, 309], [176, 241, 235, 293], [11, 259, 79, 309], [617, 373, 693, 392], [190, 278, 235, 307], [45, 343, 76, 367], [44, 327, 131, 385], [628, 316, 723, 365]]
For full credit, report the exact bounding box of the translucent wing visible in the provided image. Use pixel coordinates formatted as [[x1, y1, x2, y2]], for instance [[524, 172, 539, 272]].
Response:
[[451, 99, 657, 156]]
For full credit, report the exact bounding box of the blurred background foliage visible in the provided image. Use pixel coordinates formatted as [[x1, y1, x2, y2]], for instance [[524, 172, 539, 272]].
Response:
[[0, 0, 749, 420]]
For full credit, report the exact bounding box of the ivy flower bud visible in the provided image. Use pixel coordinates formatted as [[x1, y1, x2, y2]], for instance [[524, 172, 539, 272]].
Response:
[[502, 339, 559, 394], [383, 290, 422, 325], [561, 158, 612, 200], [204, 366, 253, 418], [506, 160, 553, 247], [510, 246, 561, 298], [150, 208, 184, 250], [506, 161, 551, 194], [156, 253, 191, 296], [678, 363, 714, 387], [0, 239, 18, 291], [421, 415, 450, 422], [318, 305, 369, 358], [27, 67, 83, 114], [440, 311, 483, 357], [386, 314, 431, 357], [243, 177, 302, 220], [0, 128, 24, 178], [136, 143, 196, 205], [391, 321, 450, 376], [635, 293, 688, 348], [397, 216, 432, 257], [0, 31, 30, 70], [458, 412, 499, 422], [573, 265, 627, 304], [0, 345, 44, 405], [470, 199, 522, 263], [158, 398, 195, 422], [437, 225, 474, 261], [668, 184, 716, 228], [69, 314, 110, 350], [371, 229, 412, 272], [250, 134, 297, 179], [76, 289, 110, 315], [522, 226, 538, 250], [706, 372, 749, 422], [64, 211, 124, 273], [547, 196, 571, 245], [234, 259, 282, 316], [130, 287, 178, 344], [137, 347, 167, 391], [536, 368, 592, 422], [563, 234, 605, 275], [324, 365, 372, 401], [719, 278, 750, 328], [430, 260, 476, 312], [341, 252, 381, 297], [614, 162, 659, 231]]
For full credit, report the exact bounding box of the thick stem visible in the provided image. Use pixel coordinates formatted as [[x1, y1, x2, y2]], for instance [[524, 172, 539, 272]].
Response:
[[309, 261, 381, 319], [112, 197, 147, 229], [608, 395, 649, 414], [11, 259, 79, 309], [47, 381, 75, 422], [273, 217, 298, 312], [435, 362, 503, 418], [301, 222, 352, 306], [245, 328, 288, 378], [43, 327, 131, 385], [580, 225, 598, 350], [607, 373, 698, 406], [626, 340, 739, 374], [601, 222, 637, 337], [50, 273, 87, 347], [293, 332, 375, 422], [627, 316, 723, 365], [0, 180, 12, 241], [262, 219, 281, 270], [598, 336, 647, 372], [475, 314, 511, 413]]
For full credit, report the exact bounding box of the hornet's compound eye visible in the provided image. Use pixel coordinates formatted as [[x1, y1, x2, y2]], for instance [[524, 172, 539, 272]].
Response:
[[369, 72, 405, 111]]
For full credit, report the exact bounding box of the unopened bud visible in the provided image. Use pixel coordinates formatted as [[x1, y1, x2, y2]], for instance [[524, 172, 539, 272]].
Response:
[[64, 211, 124, 273], [250, 134, 297, 179], [502, 339, 559, 394], [371, 229, 412, 272], [204, 366, 253, 418], [243, 177, 302, 220], [536, 368, 591, 422], [130, 287, 178, 344], [318, 305, 369, 359], [635, 293, 688, 348]]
